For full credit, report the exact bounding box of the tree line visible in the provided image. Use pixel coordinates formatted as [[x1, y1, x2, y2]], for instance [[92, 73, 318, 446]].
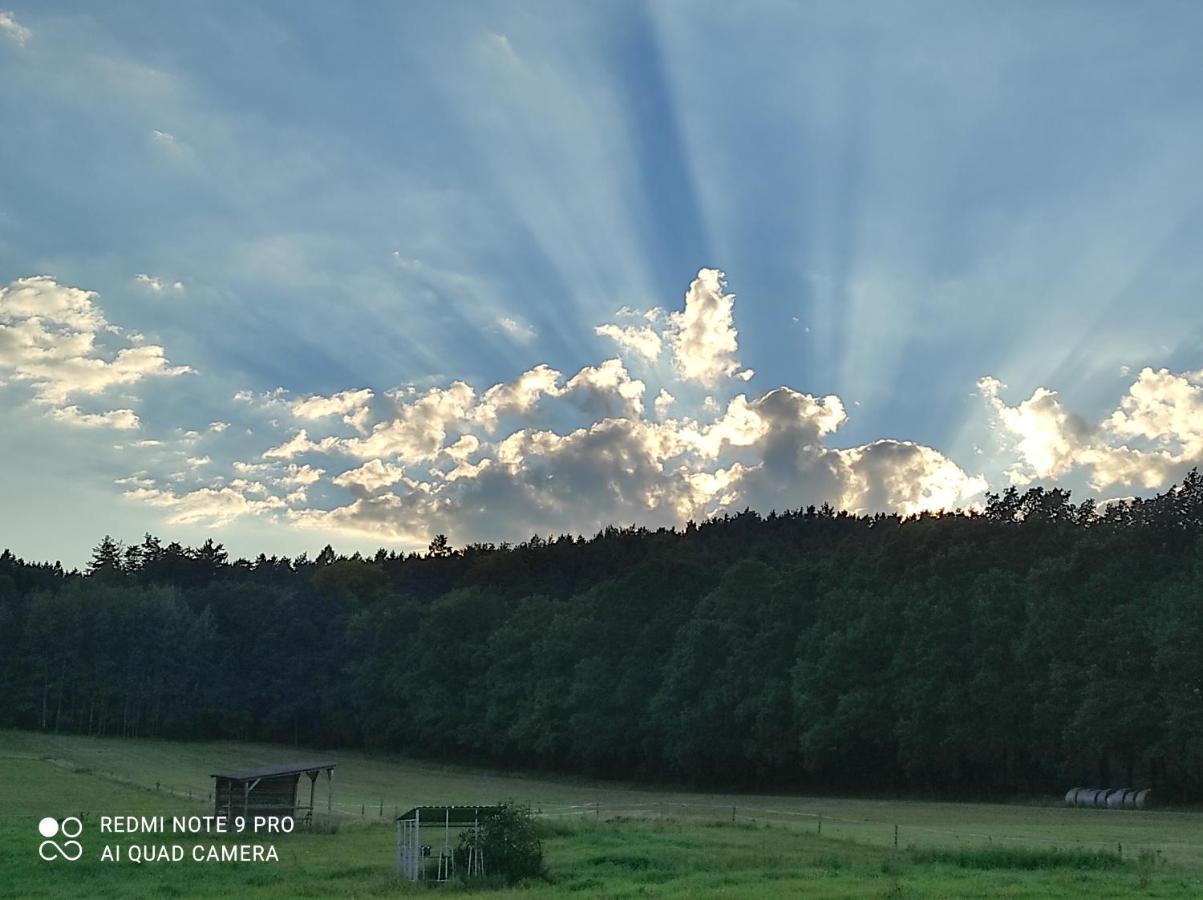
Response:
[[2, 471, 1202, 799]]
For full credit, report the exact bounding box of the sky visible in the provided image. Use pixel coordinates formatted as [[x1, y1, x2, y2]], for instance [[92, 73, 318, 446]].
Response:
[[2, 1, 1203, 567]]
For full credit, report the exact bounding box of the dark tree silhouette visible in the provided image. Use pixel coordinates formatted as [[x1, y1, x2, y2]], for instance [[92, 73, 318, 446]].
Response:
[[2, 470, 1203, 798]]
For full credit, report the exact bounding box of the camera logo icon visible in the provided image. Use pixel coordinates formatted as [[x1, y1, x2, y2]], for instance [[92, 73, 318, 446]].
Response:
[[38, 816, 83, 861]]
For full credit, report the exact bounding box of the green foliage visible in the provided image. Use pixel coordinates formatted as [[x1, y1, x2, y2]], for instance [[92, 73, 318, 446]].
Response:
[[457, 801, 545, 884], [2, 746, 1201, 898], [909, 845, 1128, 870], [3, 471, 1203, 798]]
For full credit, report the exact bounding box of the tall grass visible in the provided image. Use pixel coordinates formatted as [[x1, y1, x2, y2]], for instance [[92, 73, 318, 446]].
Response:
[[909, 845, 1128, 870]]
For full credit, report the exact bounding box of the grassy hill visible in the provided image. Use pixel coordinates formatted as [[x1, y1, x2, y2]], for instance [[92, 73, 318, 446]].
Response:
[[2, 730, 1202, 897]]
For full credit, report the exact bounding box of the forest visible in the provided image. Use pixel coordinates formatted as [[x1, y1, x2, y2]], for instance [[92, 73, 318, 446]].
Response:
[[2, 471, 1202, 800]]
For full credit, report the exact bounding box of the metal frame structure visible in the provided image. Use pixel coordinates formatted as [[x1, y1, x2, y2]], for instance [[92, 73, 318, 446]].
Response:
[[396, 805, 497, 882]]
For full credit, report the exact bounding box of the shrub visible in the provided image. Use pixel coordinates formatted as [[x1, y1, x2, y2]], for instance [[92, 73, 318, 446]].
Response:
[[457, 801, 544, 885]]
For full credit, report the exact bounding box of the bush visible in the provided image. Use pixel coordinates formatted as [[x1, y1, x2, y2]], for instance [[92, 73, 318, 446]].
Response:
[[457, 801, 544, 885]]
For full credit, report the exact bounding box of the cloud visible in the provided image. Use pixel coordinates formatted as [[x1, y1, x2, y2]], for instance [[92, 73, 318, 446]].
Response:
[[561, 358, 645, 418], [593, 268, 741, 385], [666, 268, 742, 385], [0, 276, 191, 408], [595, 322, 662, 362], [978, 376, 1094, 483], [19, 264, 976, 540], [100, 267, 990, 538], [134, 273, 184, 293], [980, 367, 1203, 490], [281, 463, 324, 486], [474, 364, 562, 431], [342, 381, 476, 461], [290, 388, 374, 433], [666, 389, 985, 519], [124, 486, 287, 526], [282, 377, 981, 546], [835, 441, 989, 517], [234, 387, 287, 407], [0, 10, 30, 46], [654, 389, 675, 419], [48, 405, 141, 430], [497, 315, 537, 343], [1106, 367, 1203, 456], [262, 428, 338, 460], [331, 459, 407, 494]]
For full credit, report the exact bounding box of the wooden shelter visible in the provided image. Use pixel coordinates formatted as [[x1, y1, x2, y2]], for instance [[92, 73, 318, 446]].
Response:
[[211, 761, 335, 829], [396, 805, 499, 882]]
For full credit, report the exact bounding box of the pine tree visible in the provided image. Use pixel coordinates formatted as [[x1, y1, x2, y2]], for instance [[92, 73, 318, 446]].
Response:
[[88, 535, 123, 579]]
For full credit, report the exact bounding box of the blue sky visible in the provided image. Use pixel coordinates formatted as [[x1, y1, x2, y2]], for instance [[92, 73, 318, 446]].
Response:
[[3, 1, 1202, 566]]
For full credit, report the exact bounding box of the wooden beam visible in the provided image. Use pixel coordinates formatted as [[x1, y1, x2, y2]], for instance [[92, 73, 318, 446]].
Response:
[[308, 772, 316, 826]]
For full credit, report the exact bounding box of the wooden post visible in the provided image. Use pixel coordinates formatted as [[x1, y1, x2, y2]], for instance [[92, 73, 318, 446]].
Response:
[[731, 805, 736, 823], [894, 824, 899, 848], [818, 814, 822, 836], [327, 768, 333, 812]]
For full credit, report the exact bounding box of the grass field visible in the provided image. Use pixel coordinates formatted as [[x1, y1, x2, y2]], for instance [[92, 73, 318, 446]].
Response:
[[2, 730, 1202, 897]]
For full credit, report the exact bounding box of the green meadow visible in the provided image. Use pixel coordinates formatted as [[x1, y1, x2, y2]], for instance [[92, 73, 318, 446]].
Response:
[[2, 730, 1202, 898]]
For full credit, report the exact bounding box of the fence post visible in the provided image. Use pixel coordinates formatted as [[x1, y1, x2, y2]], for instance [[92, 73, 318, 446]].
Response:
[[361, 804, 365, 817], [732, 806, 736, 823], [379, 799, 383, 817], [894, 824, 899, 849], [818, 814, 822, 836], [595, 801, 600, 820]]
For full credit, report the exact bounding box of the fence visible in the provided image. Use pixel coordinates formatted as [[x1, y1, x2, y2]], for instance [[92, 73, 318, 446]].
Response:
[[526, 799, 1192, 863], [5, 752, 1197, 865]]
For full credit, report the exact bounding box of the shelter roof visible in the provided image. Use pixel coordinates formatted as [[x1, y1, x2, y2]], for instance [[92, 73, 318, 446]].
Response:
[[210, 762, 335, 782]]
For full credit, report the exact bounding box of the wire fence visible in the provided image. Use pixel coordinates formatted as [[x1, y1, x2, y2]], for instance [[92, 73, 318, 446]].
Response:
[[3, 753, 1198, 864], [525, 799, 1194, 863]]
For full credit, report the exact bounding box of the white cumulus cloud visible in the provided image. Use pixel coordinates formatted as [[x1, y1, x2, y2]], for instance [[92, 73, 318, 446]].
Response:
[[115, 268, 994, 540], [49, 405, 141, 430], [666, 268, 742, 385], [0, 276, 191, 411], [290, 388, 374, 434], [980, 367, 1203, 491], [595, 322, 662, 362]]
